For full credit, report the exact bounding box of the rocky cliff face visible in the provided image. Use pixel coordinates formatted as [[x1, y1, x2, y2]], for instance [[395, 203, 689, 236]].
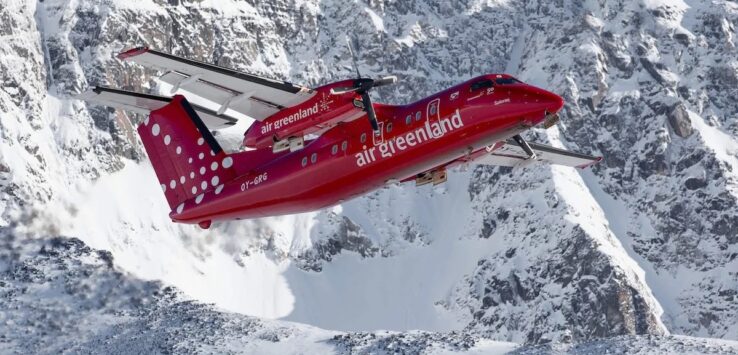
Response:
[[1, 0, 736, 348], [1, 230, 736, 354]]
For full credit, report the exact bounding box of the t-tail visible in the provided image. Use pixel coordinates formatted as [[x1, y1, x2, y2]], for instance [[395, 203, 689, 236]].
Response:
[[138, 95, 236, 222]]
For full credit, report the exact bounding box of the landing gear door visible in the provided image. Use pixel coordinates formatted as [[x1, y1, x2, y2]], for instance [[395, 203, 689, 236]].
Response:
[[427, 98, 440, 122]]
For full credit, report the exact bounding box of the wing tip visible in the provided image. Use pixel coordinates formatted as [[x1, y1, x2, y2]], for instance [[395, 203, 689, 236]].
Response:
[[75, 86, 103, 99], [117, 46, 149, 60], [577, 156, 603, 169]]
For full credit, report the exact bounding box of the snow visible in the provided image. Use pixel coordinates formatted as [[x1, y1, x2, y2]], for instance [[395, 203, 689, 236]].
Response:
[[52, 160, 495, 332], [222, 324, 339, 355], [3, 0, 738, 350], [51, 161, 295, 317], [547, 127, 666, 334], [642, 0, 689, 12], [427, 339, 518, 354], [689, 110, 738, 178], [364, 7, 385, 32]]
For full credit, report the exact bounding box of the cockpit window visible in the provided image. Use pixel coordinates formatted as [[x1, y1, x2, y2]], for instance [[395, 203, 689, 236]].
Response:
[[470, 79, 494, 91], [494, 77, 522, 85]]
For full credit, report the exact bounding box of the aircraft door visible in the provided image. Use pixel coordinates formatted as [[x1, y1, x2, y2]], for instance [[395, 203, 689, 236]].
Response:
[[372, 122, 384, 145], [427, 98, 440, 122]]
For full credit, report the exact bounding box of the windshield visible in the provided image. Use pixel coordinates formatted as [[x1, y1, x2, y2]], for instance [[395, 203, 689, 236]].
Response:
[[494, 77, 522, 85]]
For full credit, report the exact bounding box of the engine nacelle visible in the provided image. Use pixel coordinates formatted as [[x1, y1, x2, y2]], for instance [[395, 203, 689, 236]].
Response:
[[243, 80, 365, 150]]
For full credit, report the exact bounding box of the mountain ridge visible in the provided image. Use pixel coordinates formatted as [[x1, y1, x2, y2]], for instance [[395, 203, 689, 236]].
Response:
[[0, 0, 736, 349]]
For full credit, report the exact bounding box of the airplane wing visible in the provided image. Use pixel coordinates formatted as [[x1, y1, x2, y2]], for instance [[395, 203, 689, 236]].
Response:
[[117, 47, 315, 121], [474, 139, 602, 169], [400, 139, 601, 185], [78, 86, 238, 130]]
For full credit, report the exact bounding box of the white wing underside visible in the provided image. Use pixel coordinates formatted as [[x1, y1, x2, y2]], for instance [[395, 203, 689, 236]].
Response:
[[77, 87, 238, 130], [120, 48, 315, 121], [477, 140, 602, 168]]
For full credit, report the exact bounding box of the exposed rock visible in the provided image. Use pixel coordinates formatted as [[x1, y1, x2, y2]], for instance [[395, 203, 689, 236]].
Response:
[[0, 0, 736, 348], [667, 103, 694, 138]]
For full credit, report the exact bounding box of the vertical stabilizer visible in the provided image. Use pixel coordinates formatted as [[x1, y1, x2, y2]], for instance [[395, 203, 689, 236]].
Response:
[[138, 95, 236, 214]]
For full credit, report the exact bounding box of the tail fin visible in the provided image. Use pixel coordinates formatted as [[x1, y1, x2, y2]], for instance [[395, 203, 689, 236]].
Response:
[[138, 95, 236, 213]]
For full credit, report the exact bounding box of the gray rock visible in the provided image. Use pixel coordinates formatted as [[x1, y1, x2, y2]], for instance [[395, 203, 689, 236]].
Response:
[[667, 103, 693, 138]]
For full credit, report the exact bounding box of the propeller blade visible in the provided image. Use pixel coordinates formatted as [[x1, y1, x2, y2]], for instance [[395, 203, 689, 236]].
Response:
[[373, 75, 398, 87], [361, 92, 380, 133], [346, 37, 362, 78], [330, 86, 359, 95]]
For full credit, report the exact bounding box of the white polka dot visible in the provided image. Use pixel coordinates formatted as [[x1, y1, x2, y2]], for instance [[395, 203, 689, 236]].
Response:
[[169, 180, 176, 189], [164, 135, 171, 145], [210, 162, 218, 171], [215, 184, 224, 194], [222, 157, 233, 168], [190, 172, 195, 179], [199, 167, 206, 175], [176, 203, 184, 214], [188, 158, 193, 164], [144, 117, 150, 126], [161, 184, 166, 192], [198, 153, 204, 160], [195, 193, 204, 204], [176, 146, 182, 155], [180, 176, 185, 184], [152, 124, 160, 136], [191, 186, 197, 194], [211, 176, 219, 186], [201, 181, 207, 190], [197, 138, 204, 145]]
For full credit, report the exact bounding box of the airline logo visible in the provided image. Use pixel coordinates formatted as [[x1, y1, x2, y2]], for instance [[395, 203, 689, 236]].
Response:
[[355, 109, 464, 167], [260, 103, 319, 135]]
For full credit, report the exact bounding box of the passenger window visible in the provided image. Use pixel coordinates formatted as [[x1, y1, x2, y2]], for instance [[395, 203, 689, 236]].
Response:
[[386, 122, 393, 133], [331, 144, 338, 155], [360, 133, 367, 143], [341, 141, 348, 151], [406, 115, 412, 125], [301, 157, 308, 167], [311, 153, 317, 163], [415, 112, 421, 121]]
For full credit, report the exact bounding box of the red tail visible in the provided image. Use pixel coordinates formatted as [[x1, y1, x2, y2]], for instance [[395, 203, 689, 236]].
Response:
[[138, 95, 236, 214]]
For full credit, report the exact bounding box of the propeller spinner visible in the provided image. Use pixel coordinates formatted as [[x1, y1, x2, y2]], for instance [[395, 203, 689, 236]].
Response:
[[332, 38, 398, 134]]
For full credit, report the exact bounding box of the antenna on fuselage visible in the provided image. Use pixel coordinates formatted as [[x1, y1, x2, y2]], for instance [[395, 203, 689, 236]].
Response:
[[330, 36, 399, 135]]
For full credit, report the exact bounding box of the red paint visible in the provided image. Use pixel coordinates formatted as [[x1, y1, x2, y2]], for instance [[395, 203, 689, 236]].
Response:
[[141, 74, 568, 226], [117, 46, 149, 60], [577, 156, 604, 169], [243, 79, 364, 149]]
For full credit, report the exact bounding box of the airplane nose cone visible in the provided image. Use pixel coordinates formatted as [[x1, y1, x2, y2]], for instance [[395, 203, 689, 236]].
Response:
[[527, 85, 565, 114], [546, 91, 565, 114]]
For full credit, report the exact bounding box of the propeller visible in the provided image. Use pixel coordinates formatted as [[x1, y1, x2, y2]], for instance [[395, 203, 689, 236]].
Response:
[[332, 38, 398, 134]]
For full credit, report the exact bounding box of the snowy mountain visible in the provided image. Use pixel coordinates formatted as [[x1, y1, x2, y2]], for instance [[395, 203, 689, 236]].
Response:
[[1, 0, 737, 352], [2, 232, 737, 354]]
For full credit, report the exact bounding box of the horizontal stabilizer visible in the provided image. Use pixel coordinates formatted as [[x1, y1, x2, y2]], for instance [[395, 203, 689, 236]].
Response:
[[117, 47, 315, 121], [78, 86, 238, 130], [476, 139, 602, 169]]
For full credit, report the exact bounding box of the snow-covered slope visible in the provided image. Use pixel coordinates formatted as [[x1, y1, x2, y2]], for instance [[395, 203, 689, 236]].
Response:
[[2, 233, 736, 354], [1, 0, 736, 350]]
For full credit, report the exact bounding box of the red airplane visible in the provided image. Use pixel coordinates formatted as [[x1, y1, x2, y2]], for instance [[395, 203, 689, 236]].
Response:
[[80, 46, 601, 229]]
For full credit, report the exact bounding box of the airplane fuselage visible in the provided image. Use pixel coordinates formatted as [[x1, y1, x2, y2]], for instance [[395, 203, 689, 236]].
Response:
[[171, 74, 564, 224]]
